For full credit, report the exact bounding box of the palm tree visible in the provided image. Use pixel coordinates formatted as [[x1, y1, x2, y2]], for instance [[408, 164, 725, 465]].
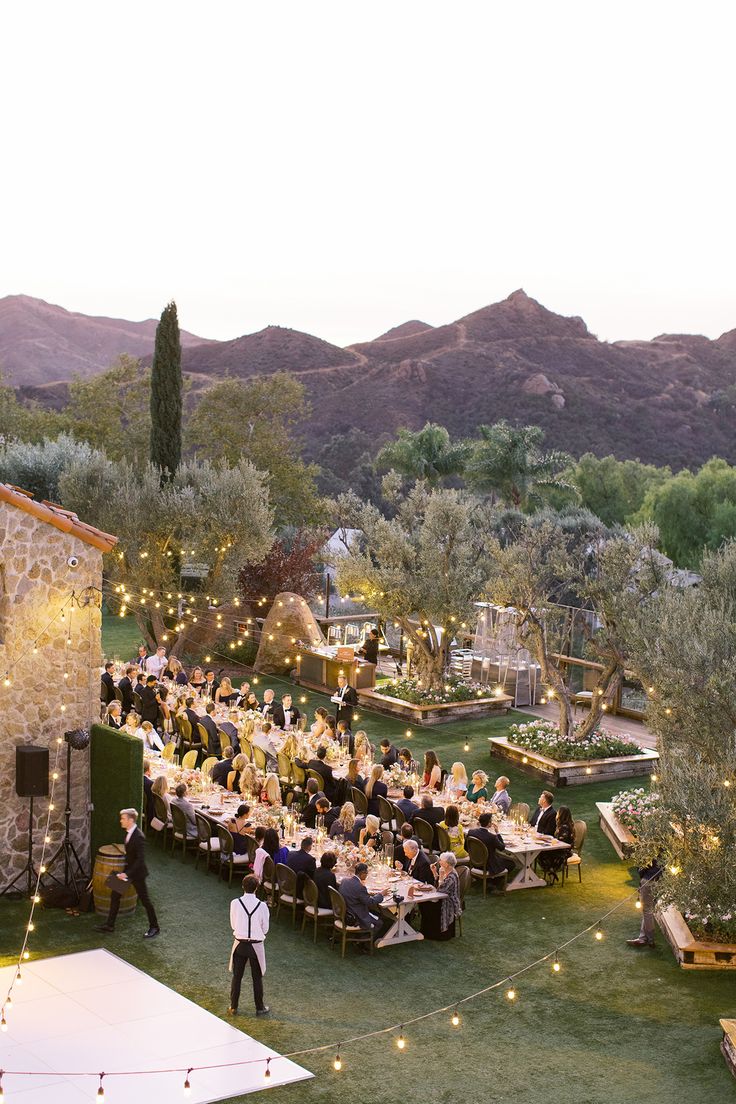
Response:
[[465, 421, 575, 509], [376, 423, 469, 486]]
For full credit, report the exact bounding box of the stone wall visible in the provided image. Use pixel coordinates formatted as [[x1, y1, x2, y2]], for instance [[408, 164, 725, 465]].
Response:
[[0, 503, 103, 889]]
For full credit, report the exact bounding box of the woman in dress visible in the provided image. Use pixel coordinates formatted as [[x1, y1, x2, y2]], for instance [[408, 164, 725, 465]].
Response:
[[354, 731, 374, 765], [227, 753, 247, 792], [262, 826, 289, 867], [189, 666, 206, 694], [239, 762, 262, 800], [324, 715, 337, 743], [243, 691, 261, 713], [466, 770, 489, 803], [420, 852, 462, 941], [310, 707, 328, 740], [440, 804, 468, 859], [358, 814, 383, 851], [151, 774, 171, 818], [423, 750, 442, 792], [449, 762, 468, 797], [346, 758, 365, 792], [365, 763, 388, 817], [261, 773, 282, 806], [215, 677, 239, 705], [329, 801, 357, 839], [539, 805, 576, 881], [399, 747, 418, 774], [167, 656, 189, 685], [122, 710, 140, 736], [226, 803, 253, 856]]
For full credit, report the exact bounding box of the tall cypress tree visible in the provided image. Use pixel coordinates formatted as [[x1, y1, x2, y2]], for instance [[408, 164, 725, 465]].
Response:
[[150, 300, 182, 476]]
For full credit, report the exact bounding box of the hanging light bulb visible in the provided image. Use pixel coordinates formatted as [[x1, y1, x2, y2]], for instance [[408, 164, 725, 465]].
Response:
[[333, 1052, 342, 1071], [595, 926, 604, 941], [16, 968, 23, 985], [463, 741, 470, 753], [23, 950, 29, 960], [0, 1068, 4, 1102], [451, 1010, 460, 1026], [635, 896, 642, 910], [552, 951, 561, 973], [0, 1013, 7, 1032], [97, 1073, 105, 1101], [183, 1069, 192, 1096], [396, 1030, 406, 1049], [264, 1058, 272, 1081], [506, 982, 516, 1001], [4, 995, 12, 1010]]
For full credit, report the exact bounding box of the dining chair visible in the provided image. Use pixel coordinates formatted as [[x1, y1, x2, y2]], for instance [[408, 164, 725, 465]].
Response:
[[327, 886, 374, 957], [413, 817, 436, 856], [200, 756, 218, 777], [351, 787, 368, 816], [151, 793, 172, 848], [161, 741, 176, 762], [509, 801, 530, 822], [275, 863, 303, 926], [217, 824, 249, 885], [181, 750, 198, 770], [196, 723, 210, 754], [467, 837, 507, 897], [301, 875, 333, 942], [194, 812, 220, 873], [261, 855, 278, 907], [170, 805, 198, 862], [252, 745, 268, 772], [563, 820, 588, 884]]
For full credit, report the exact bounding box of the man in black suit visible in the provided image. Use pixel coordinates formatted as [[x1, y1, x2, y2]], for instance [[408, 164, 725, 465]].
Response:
[[183, 697, 201, 733], [200, 702, 222, 757], [314, 797, 340, 830], [212, 747, 236, 788], [131, 644, 148, 669], [529, 791, 556, 835], [138, 676, 161, 725], [100, 662, 116, 707], [118, 666, 136, 717], [415, 794, 445, 848], [260, 688, 276, 721], [395, 785, 419, 821], [302, 781, 326, 829], [339, 863, 385, 932], [379, 740, 399, 769], [398, 839, 435, 884], [307, 746, 337, 800], [286, 836, 317, 893], [96, 808, 160, 938], [467, 812, 516, 877], [204, 669, 220, 698], [272, 694, 301, 730], [331, 674, 357, 728], [218, 717, 241, 756]]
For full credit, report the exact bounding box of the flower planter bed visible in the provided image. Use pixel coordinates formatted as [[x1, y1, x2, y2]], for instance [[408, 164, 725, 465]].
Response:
[[658, 906, 736, 970], [595, 801, 636, 859], [720, 1019, 736, 1077], [488, 735, 659, 786], [358, 687, 513, 727]]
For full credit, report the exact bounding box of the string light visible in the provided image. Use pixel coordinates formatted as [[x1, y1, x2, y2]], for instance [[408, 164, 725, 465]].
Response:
[[635, 896, 642, 910], [183, 1069, 192, 1096], [451, 1010, 460, 1026], [552, 951, 561, 973], [264, 1058, 272, 1081], [595, 926, 604, 941], [396, 1030, 406, 1049], [505, 982, 516, 1001], [97, 1073, 105, 1101], [333, 1052, 342, 1071]]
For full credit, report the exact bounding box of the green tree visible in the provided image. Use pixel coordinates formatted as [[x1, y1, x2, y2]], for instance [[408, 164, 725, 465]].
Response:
[[375, 423, 469, 486], [465, 420, 574, 509], [65, 355, 151, 463], [0, 373, 68, 444], [59, 454, 273, 654], [336, 485, 491, 690], [636, 458, 736, 568], [150, 301, 182, 476], [187, 373, 321, 524], [0, 434, 98, 502], [571, 452, 670, 526]]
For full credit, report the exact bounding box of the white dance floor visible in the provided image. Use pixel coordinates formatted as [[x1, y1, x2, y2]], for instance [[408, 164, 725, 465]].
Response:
[[0, 949, 311, 1102]]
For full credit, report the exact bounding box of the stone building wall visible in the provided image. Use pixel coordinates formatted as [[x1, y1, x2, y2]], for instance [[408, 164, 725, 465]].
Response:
[[0, 502, 103, 889]]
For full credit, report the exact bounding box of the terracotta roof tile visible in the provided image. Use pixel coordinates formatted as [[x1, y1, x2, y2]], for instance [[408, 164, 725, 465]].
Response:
[[0, 484, 118, 553]]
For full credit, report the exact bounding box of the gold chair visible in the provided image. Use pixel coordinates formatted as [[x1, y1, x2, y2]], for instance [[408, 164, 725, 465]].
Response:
[[201, 756, 218, 777], [277, 751, 293, 785], [161, 741, 176, 762], [196, 723, 210, 754], [181, 750, 198, 770], [328, 885, 374, 957], [301, 875, 333, 942], [563, 820, 588, 884], [467, 836, 507, 897], [252, 745, 267, 772], [509, 801, 530, 822], [436, 825, 469, 866]]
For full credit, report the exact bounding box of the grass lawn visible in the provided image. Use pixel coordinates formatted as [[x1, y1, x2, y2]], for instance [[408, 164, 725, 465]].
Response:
[[101, 614, 143, 661], [18, 641, 733, 1102]]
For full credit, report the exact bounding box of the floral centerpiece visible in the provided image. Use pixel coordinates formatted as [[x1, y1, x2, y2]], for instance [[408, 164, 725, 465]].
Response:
[[508, 718, 644, 762], [384, 764, 410, 789], [380, 676, 490, 706], [610, 786, 660, 833]]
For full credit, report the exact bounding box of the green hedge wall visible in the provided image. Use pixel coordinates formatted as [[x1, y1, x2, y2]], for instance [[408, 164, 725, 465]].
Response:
[[90, 724, 143, 858]]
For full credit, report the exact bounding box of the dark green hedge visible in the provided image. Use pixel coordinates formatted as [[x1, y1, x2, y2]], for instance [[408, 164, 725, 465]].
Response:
[[90, 724, 143, 857]]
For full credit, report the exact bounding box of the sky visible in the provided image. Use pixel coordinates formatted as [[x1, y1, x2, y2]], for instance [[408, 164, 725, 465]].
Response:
[[2, 1, 735, 348]]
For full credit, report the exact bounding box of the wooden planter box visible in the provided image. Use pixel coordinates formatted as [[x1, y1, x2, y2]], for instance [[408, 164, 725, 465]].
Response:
[[357, 688, 513, 727], [658, 906, 736, 970], [720, 1019, 736, 1077], [488, 736, 659, 786], [596, 801, 636, 859]]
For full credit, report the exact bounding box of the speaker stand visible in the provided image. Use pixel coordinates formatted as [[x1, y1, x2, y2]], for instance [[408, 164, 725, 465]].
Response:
[[1, 796, 39, 899], [44, 740, 87, 896]]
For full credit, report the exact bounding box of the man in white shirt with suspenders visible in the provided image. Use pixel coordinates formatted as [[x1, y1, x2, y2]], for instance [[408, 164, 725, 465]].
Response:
[[228, 874, 270, 1016]]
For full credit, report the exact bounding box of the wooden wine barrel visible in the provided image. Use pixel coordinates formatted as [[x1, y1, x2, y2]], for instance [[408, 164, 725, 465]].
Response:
[[92, 844, 138, 917]]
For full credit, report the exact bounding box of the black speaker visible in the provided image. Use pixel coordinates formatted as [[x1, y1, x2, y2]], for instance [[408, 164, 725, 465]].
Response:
[[15, 746, 49, 797]]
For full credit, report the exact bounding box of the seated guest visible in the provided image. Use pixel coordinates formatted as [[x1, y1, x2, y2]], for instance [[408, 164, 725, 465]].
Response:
[[339, 862, 385, 933], [310, 707, 328, 739], [135, 671, 146, 693], [379, 740, 399, 769], [421, 852, 461, 941], [239, 763, 262, 801], [122, 710, 140, 737], [314, 797, 340, 830], [260, 688, 276, 720], [226, 803, 253, 856], [203, 669, 220, 699], [439, 804, 468, 859], [529, 791, 557, 835], [272, 693, 301, 730], [139, 675, 161, 725], [215, 676, 239, 705], [286, 836, 317, 891], [261, 773, 282, 806], [397, 822, 417, 854], [307, 746, 337, 800], [131, 643, 149, 669], [396, 785, 420, 821], [448, 762, 468, 797], [170, 782, 198, 838], [200, 702, 222, 757], [235, 680, 251, 706], [398, 838, 434, 883], [262, 826, 289, 868], [354, 730, 374, 764], [358, 814, 382, 851], [151, 775, 171, 822], [466, 770, 489, 803], [252, 721, 280, 769], [301, 779, 323, 828], [252, 826, 268, 879], [346, 758, 365, 793], [323, 715, 337, 743], [100, 661, 116, 706], [364, 764, 388, 817], [423, 750, 442, 791], [539, 805, 575, 880], [315, 851, 338, 908], [466, 812, 516, 877], [181, 697, 201, 735], [105, 701, 123, 729], [136, 720, 164, 753], [145, 646, 168, 679], [280, 731, 300, 761], [167, 656, 189, 685], [489, 775, 512, 814], [242, 691, 261, 712], [157, 687, 173, 733], [416, 794, 445, 848], [189, 666, 206, 692], [329, 801, 357, 839], [398, 747, 419, 774], [212, 747, 236, 788], [218, 713, 241, 756], [118, 666, 136, 717], [227, 753, 248, 792], [143, 761, 155, 823], [336, 719, 354, 754]]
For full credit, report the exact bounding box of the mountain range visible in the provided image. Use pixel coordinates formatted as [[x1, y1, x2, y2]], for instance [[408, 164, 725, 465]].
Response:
[[4, 290, 736, 469]]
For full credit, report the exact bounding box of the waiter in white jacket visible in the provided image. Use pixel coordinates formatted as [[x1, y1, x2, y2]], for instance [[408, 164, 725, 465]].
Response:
[[228, 874, 270, 1016]]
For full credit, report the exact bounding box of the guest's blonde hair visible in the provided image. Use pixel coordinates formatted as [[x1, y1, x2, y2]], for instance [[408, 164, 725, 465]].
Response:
[[451, 762, 468, 785], [263, 773, 281, 805], [151, 775, 168, 798], [340, 802, 356, 832], [365, 763, 384, 798]]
